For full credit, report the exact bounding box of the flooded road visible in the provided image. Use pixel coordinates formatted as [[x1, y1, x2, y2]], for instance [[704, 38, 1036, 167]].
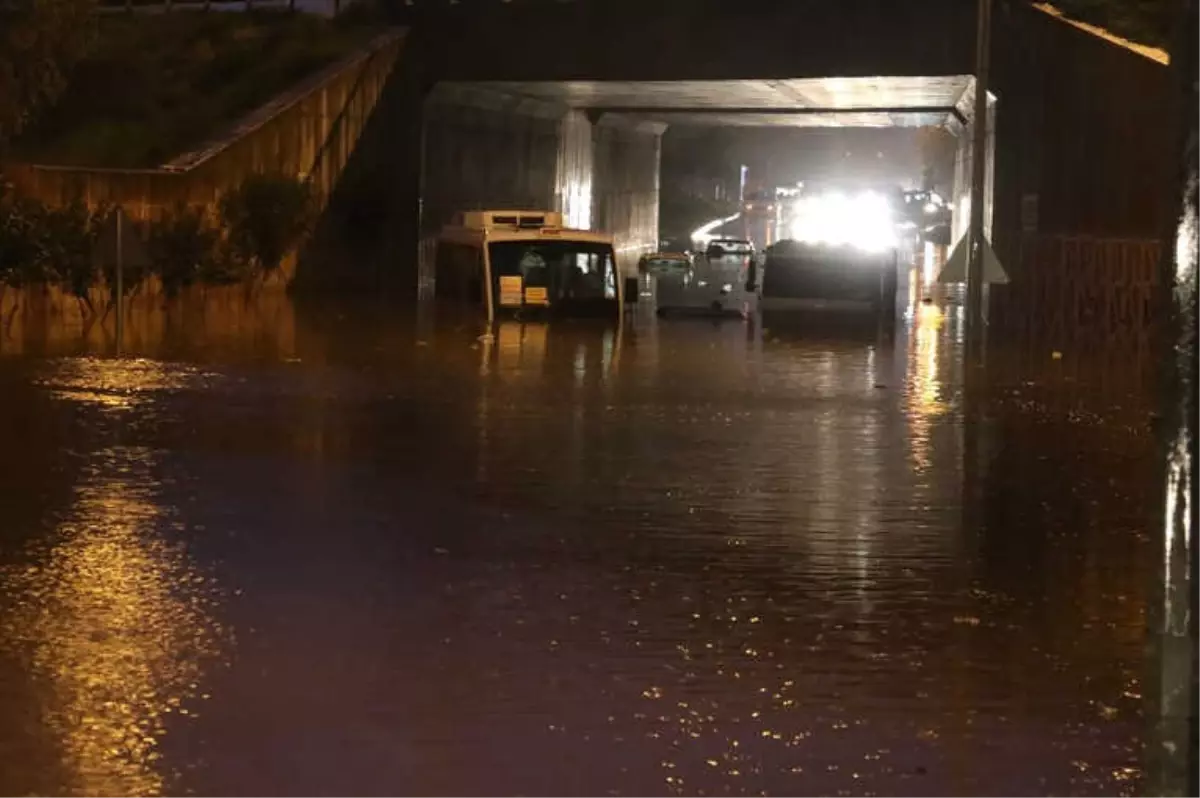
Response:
[[0, 285, 1159, 796]]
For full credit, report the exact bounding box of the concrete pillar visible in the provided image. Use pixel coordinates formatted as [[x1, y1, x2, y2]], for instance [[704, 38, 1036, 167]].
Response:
[[951, 85, 997, 249], [1145, 0, 1198, 792], [556, 111, 595, 230], [952, 130, 968, 245], [591, 118, 663, 274], [985, 95, 996, 241]]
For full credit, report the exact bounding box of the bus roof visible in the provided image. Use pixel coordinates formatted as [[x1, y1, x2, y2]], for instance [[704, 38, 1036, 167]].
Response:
[[440, 209, 614, 246]]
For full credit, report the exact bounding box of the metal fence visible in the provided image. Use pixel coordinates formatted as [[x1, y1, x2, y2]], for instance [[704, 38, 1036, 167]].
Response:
[[989, 233, 1163, 389]]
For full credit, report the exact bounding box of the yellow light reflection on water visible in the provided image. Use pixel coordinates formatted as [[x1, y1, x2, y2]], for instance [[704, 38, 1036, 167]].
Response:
[[5, 453, 222, 796], [922, 241, 939, 286], [39, 358, 211, 413], [7, 360, 223, 796], [907, 302, 948, 472]]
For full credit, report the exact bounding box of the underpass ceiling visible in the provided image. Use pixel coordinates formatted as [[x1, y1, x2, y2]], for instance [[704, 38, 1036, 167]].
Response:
[[602, 111, 956, 129], [443, 77, 976, 129]]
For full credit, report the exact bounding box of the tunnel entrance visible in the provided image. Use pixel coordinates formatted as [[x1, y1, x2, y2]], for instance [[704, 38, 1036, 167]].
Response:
[[418, 76, 996, 286]]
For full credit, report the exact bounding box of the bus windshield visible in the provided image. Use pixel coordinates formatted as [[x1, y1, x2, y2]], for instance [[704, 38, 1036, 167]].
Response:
[[488, 240, 617, 307]]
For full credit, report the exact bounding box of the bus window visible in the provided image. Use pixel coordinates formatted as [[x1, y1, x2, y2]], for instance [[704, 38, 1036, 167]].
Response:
[[488, 240, 616, 306]]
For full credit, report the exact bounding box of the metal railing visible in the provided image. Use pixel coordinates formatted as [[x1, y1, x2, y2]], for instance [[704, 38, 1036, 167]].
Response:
[[97, 0, 356, 15], [990, 233, 1162, 357]]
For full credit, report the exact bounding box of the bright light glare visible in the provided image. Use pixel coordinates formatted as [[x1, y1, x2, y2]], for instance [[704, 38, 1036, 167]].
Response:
[[789, 191, 897, 252], [692, 213, 741, 246]]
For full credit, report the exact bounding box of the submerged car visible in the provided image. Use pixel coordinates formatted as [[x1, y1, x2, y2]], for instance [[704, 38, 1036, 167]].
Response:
[[653, 248, 760, 319], [705, 237, 755, 260], [638, 251, 693, 278]]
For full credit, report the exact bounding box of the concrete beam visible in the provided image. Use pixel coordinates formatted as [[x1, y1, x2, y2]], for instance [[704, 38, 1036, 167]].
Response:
[[578, 105, 960, 117], [404, 0, 976, 82]]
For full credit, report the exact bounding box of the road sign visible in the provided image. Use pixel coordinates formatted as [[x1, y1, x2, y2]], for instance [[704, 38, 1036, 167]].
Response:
[[93, 207, 151, 270], [93, 207, 150, 355], [937, 233, 1009, 285]]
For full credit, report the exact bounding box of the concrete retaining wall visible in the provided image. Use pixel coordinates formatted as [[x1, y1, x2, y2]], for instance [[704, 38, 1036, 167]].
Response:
[[0, 283, 297, 358]]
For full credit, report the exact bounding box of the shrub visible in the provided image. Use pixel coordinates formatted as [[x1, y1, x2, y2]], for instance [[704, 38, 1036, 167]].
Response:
[[219, 172, 313, 277], [0, 170, 314, 305], [200, 241, 253, 287], [0, 190, 51, 289], [147, 202, 221, 298], [40, 198, 100, 305]]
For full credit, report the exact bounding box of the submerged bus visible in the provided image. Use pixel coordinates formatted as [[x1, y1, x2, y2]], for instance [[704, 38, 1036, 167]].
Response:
[[434, 210, 624, 324]]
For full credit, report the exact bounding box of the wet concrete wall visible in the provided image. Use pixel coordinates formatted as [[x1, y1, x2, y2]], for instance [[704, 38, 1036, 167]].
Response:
[[991, 3, 1173, 268], [410, 86, 662, 284], [420, 85, 563, 237], [592, 118, 662, 272], [0, 285, 297, 359], [983, 4, 1173, 363]]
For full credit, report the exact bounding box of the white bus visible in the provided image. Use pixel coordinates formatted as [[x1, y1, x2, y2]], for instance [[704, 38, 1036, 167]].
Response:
[[434, 210, 625, 324]]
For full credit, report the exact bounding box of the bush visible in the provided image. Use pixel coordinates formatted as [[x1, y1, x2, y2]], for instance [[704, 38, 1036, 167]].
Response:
[[219, 172, 313, 276], [40, 198, 100, 304], [0, 189, 49, 290], [147, 202, 221, 297], [0, 170, 315, 306]]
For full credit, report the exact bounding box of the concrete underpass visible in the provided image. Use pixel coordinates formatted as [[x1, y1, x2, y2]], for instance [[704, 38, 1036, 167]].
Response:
[[419, 76, 994, 286], [302, 0, 1168, 299]]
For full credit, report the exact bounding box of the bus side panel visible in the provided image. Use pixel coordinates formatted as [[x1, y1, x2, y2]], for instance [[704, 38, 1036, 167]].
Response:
[[435, 242, 485, 305], [480, 239, 495, 325]]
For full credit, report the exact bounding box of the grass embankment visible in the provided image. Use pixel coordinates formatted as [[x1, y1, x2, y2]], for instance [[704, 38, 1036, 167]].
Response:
[[13, 8, 386, 168]]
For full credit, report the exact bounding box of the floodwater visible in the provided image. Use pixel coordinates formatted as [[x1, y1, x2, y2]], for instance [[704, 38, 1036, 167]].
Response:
[[0, 273, 1160, 796]]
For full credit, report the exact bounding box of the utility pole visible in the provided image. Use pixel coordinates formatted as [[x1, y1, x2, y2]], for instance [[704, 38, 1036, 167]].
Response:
[[966, 0, 992, 356], [115, 209, 124, 356], [1146, 0, 1198, 791]]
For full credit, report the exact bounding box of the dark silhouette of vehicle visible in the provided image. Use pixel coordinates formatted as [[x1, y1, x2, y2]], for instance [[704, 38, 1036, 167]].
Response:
[[760, 239, 897, 328]]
